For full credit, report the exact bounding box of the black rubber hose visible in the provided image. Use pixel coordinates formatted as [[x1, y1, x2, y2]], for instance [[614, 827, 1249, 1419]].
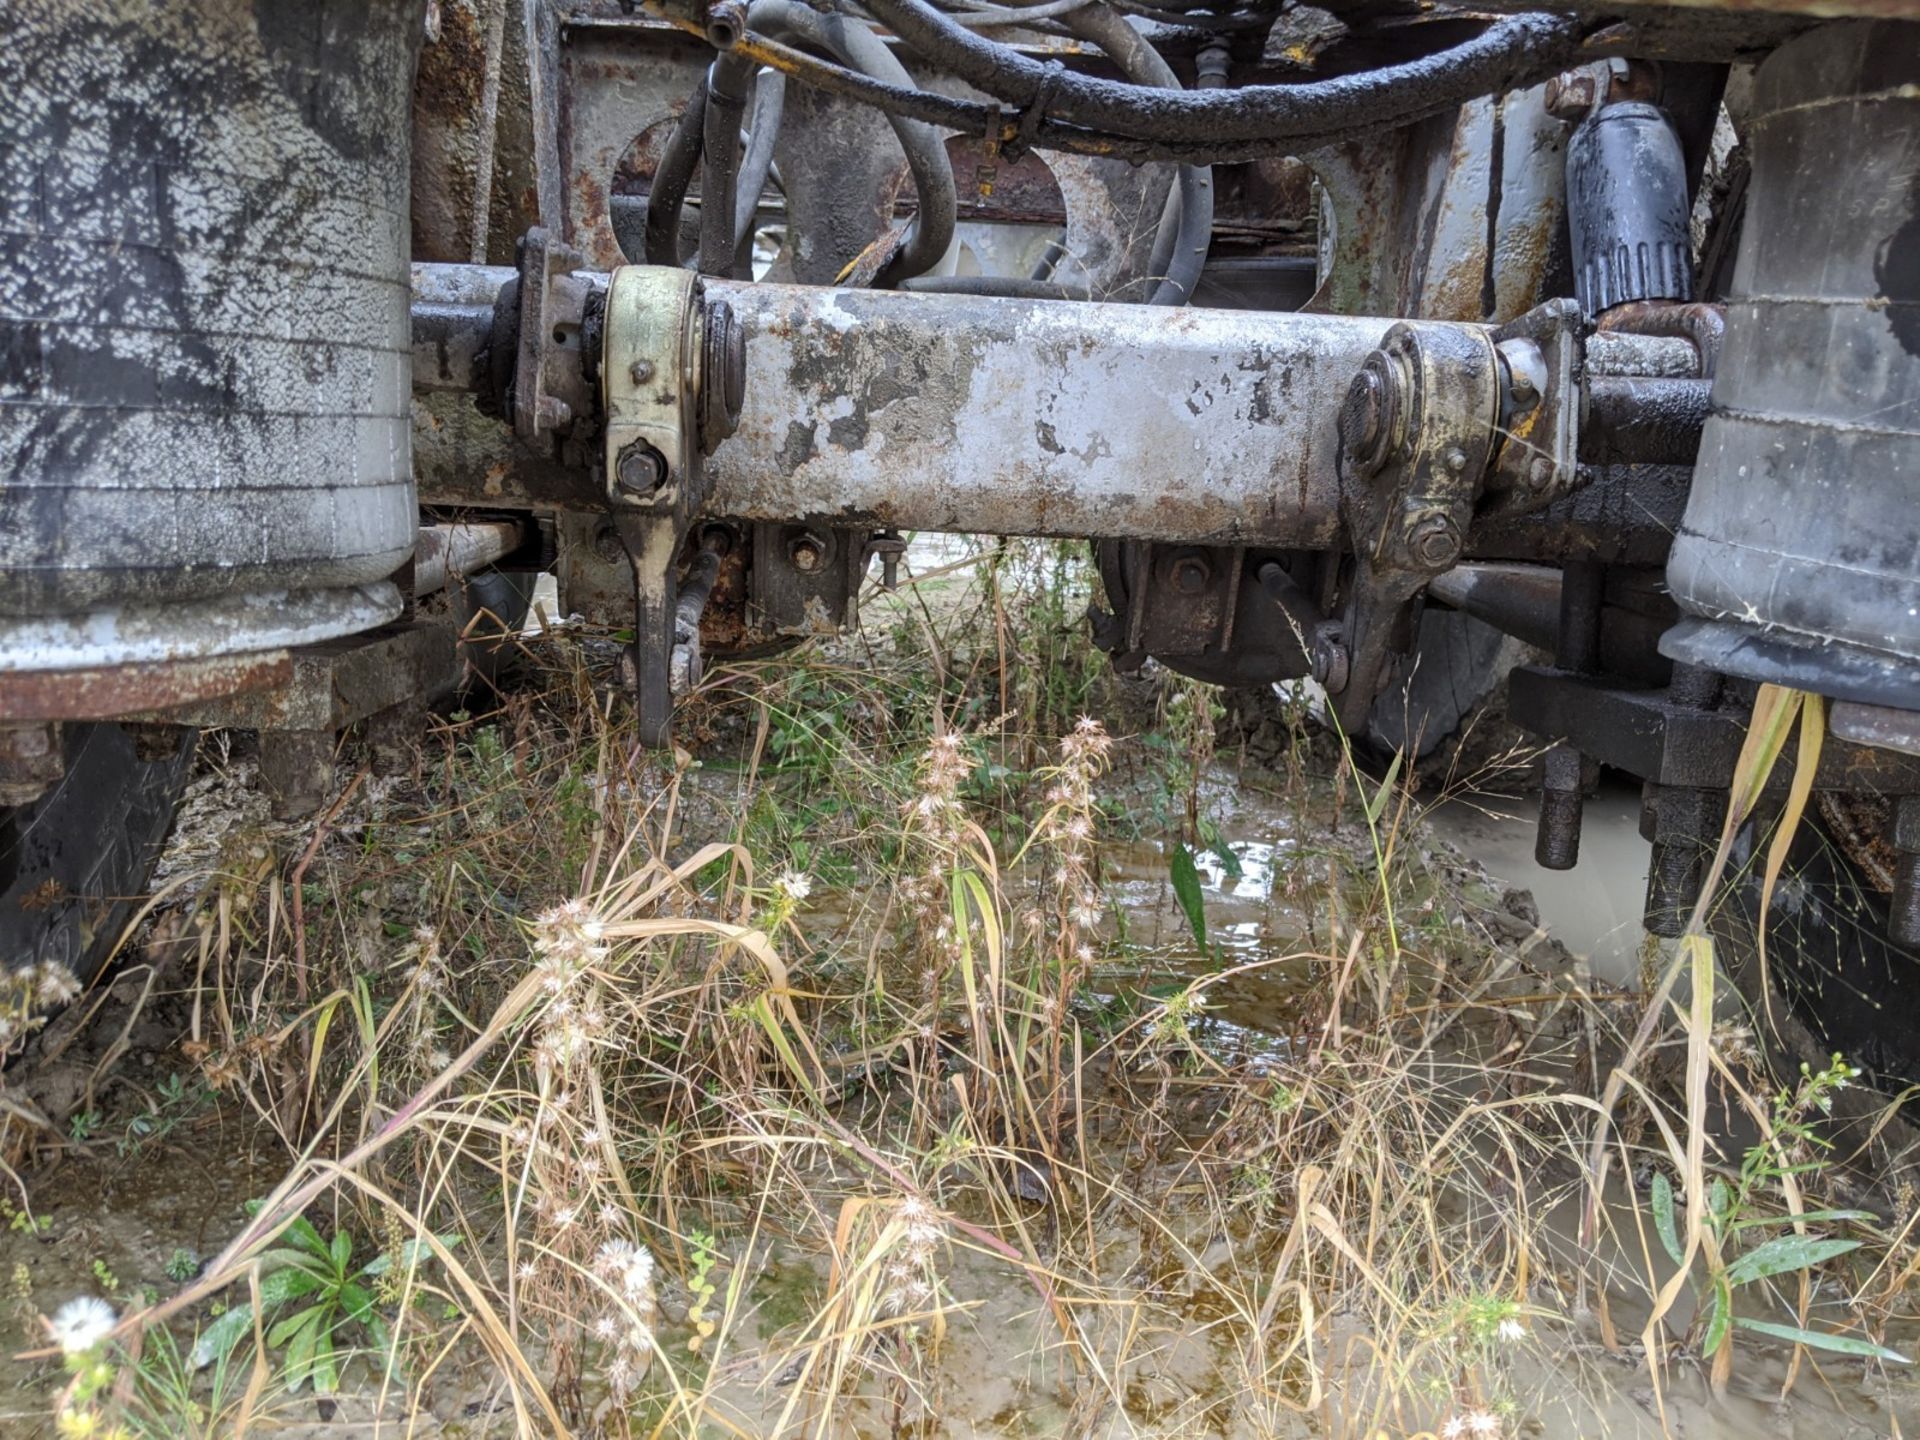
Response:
[[699, 58, 754, 276], [1052, 0, 1208, 306], [850, 0, 1579, 145], [725, 32, 1488, 166], [705, 1, 957, 284], [644, 75, 708, 266]]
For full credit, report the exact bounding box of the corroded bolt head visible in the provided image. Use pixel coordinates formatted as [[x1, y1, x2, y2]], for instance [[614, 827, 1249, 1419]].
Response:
[[1526, 456, 1556, 492], [1169, 553, 1211, 596], [629, 359, 655, 385], [788, 533, 826, 573], [615, 441, 667, 495], [1404, 511, 1462, 569], [1544, 68, 1599, 121]]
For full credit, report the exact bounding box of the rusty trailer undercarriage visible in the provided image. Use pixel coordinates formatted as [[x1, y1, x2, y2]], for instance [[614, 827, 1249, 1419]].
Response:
[[3, 0, 1920, 1084]]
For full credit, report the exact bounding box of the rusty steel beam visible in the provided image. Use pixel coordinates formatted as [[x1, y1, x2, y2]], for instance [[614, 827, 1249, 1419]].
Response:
[[702, 281, 1395, 546], [0, 653, 294, 723]]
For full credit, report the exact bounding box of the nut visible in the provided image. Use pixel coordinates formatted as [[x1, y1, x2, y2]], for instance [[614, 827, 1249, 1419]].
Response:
[[1403, 511, 1462, 570], [629, 359, 655, 386], [615, 441, 668, 496]]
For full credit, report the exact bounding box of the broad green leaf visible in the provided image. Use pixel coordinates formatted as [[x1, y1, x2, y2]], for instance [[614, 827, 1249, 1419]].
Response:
[[284, 1216, 329, 1260], [1708, 1178, 1732, 1230], [330, 1229, 354, 1275], [1651, 1173, 1684, 1266], [256, 1248, 330, 1278], [281, 1309, 321, 1392], [1724, 1235, 1861, 1289], [338, 1281, 377, 1331], [257, 1266, 326, 1307], [1702, 1274, 1732, 1358], [310, 1326, 339, 1395], [1197, 819, 1242, 880], [1733, 1316, 1911, 1364], [189, 1303, 254, 1370], [1170, 843, 1207, 951], [267, 1304, 324, 1352]]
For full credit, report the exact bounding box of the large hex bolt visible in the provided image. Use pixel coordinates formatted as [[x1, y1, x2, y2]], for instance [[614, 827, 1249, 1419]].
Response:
[[1403, 510, 1463, 570], [1535, 744, 1587, 870], [615, 440, 669, 497], [0, 722, 63, 806], [1891, 796, 1920, 949]]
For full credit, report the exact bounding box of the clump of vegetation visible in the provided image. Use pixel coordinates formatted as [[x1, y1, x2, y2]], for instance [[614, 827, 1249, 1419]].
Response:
[[3, 542, 1913, 1437]]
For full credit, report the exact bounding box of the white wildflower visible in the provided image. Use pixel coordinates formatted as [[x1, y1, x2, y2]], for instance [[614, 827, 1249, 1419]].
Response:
[[33, 963, 79, 1009], [48, 1296, 116, 1355], [774, 870, 813, 902], [1497, 1317, 1525, 1344]]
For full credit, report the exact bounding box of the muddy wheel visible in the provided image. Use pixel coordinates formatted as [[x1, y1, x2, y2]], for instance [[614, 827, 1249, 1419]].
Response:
[[0, 724, 195, 984], [1363, 608, 1539, 778]]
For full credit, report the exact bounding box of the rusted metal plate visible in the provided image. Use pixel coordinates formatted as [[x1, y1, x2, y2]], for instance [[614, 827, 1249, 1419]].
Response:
[[412, 0, 509, 263], [0, 653, 293, 723], [120, 625, 459, 732], [703, 280, 1395, 546]]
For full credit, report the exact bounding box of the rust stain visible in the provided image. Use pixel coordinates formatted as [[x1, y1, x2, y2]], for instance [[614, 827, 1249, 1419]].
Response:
[[0, 653, 294, 723]]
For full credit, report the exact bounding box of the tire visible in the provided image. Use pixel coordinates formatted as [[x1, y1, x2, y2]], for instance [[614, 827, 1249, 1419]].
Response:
[[1363, 608, 1540, 777], [0, 724, 194, 983]]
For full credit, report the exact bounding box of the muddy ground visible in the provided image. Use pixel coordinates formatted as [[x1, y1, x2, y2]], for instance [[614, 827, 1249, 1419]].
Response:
[[0, 552, 1915, 1438]]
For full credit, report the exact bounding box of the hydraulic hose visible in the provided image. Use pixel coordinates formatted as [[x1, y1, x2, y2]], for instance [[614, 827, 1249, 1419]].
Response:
[[1055, 0, 1209, 305], [732, 68, 786, 253], [668, 0, 957, 284], [643, 74, 708, 266], [850, 0, 1579, 146], [723, 30, 1529, 166], [699, 58, 754, 276]]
